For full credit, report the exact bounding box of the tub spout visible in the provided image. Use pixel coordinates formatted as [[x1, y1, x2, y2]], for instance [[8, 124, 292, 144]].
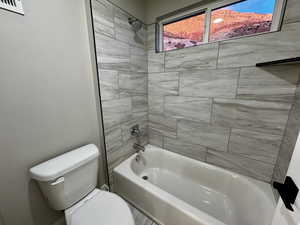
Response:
[[133, 143, 145, 162]]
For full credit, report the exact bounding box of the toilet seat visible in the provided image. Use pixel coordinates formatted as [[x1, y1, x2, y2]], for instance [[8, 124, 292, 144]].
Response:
[[65, 189, 135, 225]]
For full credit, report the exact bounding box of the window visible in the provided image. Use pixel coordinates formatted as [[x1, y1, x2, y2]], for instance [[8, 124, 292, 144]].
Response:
[[156, 0, 285, 52], [163, 12, 206, 51], [210, 0, 276, 41]]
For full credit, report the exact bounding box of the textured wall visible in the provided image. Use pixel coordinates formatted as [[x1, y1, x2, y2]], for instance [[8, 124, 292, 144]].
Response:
[[92, 0, 148, 185], [147, 0, 300, 182]]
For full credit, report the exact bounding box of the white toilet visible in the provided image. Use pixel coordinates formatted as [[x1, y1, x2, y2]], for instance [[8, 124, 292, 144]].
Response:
[[29, 144, 135, 225]]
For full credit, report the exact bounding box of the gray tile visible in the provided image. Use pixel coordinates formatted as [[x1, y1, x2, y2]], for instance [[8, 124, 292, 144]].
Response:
[[238, 66, 299, 102], [114, 8, 135, 44], [165, 96, 211, 122], [212, 98, 291, 135], [105, 125, 123, 152], [148, 129, 163, 147], [180, 68, 239, 98], [102, 97, 132, 129], [177, 120, 230, 152], [148, 95, 164, 114], [273, 166, 286, 183], [165, 43, 218, 71], [218, 22, 300, 68], [107, 147, 126, 172], [132, 95, 148, 115], [99, 70, 119, 101], [131, 46, 147, 72], [148, 72, 179, 96], [119, 72, 147, 96], [146, 24, 156, 51], [114, 8, 145, 48], [274, 100, 300, 182], [149, 114, 177, 138], [164, 137, 207, 161], [229, 129, 281, 164], [92, 0, 115, 38], [95, 34, 130, 71], [121, 115, 148, 143], [148, 50, 165, 73], [284, 0, 300, 24], [206, 149, 274, 182]]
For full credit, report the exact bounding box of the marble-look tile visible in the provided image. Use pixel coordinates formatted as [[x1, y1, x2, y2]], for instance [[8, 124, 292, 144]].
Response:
[[131, 46, 147, 72], [95, 34, 130, 71], [107, 147, 126, 172], [119, 72, 147, 96], [148, 95, 164, 114], [102, 97, 132, 129], [132, 95, 148, 115], [99, 70, 119, 101], [218, 22, 300, 68], [92, 0, 115, 38], [146, 24, 156, 51], [148, 72, 179, 96], [274, 99, 300, 182], [229, 129, 281, 164], [121, 115, 148, 143], [104, 125, 123, 152], [284, 0, 300, 24], [114, 8, 145, 47], [206, 149, 274, 182], [148, 129, 163, 147], [180, 68, 239, 98], [148, 50, 165, 73], [165, 96, 211, 122], [165, 43, 218, 71], [237, 66, 299, 102], [212, 98, 291, 135], [177, 120, 230, 152], [164, 137, 207, 161], [149, 114, 177, 138], [273, 166, 285, 183]]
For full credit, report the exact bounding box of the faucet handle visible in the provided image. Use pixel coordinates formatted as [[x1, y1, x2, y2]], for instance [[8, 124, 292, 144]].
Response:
[[131, 124, 141, 137]]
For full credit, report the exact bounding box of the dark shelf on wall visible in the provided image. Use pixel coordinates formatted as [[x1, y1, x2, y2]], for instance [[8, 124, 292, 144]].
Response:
[[256, 57, 300, 67]]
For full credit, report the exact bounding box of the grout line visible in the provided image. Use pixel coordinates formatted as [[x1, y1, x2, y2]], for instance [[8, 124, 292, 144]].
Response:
[[209, 98, 214, 124], [227, 128, 232, 153], [216, 42, 220, 69], [235, 68, 242, 99]]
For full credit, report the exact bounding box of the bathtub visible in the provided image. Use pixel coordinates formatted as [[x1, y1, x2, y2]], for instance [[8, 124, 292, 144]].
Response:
[[113, 145, 276, 225]]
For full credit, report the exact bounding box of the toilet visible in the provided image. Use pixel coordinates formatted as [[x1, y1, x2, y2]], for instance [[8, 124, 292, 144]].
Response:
[[29, 144, 135, 225]]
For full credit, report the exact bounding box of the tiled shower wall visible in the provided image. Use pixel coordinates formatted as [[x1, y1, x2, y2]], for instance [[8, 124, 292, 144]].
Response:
[[91, 0, 148, 184], [93, 0, 300, 185], [147, 0, 300, 182]]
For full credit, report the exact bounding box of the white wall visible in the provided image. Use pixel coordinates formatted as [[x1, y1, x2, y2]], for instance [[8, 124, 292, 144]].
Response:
[[109, 0, 146, 22], [0, 1, 104, 225], [145, 0, 207, 23]]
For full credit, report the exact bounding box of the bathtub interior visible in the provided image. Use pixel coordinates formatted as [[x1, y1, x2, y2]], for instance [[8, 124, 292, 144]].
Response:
[[130, 145, 276, 225]]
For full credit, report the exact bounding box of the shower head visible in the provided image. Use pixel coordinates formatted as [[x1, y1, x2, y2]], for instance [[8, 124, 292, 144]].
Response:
[[128, 17, 142, 32]]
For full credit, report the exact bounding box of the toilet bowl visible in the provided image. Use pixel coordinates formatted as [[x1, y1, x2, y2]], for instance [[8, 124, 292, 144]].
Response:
[[65, 189, 134, 225], [29, 144, 135, 225]]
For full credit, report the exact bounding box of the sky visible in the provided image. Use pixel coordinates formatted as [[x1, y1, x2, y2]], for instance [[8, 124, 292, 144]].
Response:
[[225, 0, 276, 14]]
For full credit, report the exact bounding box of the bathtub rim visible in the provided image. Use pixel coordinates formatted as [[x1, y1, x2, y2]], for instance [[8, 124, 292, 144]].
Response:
[[113, 144, 276, 225]]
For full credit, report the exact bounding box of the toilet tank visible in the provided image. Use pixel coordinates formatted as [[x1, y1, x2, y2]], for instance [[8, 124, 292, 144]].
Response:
[[30, 144, 100, 210]]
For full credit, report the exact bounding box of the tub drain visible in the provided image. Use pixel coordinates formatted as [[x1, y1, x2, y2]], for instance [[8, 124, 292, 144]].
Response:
[[142, 175, 148, 180]]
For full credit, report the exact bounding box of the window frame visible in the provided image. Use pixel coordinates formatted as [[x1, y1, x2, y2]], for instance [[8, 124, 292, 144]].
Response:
[[156, 0, 287, 52]]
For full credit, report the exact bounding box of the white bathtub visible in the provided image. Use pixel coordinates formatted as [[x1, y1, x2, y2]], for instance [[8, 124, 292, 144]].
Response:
[[113, 145, 276, 225]]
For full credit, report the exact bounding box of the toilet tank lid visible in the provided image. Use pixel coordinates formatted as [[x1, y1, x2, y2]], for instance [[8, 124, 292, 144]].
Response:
[[30, 144, 99, 182]]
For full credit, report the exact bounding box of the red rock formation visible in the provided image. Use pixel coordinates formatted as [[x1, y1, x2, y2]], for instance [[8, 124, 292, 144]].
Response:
[[163, 9, 273, 43]]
